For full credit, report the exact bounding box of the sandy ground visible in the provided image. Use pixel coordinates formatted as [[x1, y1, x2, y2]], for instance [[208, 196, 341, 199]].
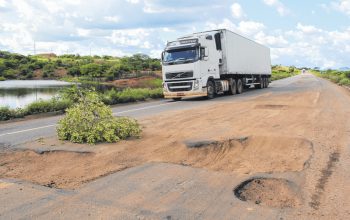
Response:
[[1, 74, 350, 218]]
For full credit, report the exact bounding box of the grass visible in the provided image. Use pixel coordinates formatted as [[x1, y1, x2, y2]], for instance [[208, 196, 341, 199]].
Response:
[[0, 98, 72, 121], [102, 88, 163, 105], [0, 87, 163, 121], [271, 65, 300, 81], [312, 69, 350, 86]]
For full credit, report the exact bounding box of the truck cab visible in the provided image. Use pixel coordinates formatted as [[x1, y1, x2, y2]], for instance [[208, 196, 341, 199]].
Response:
[[162, 31, 222, 100]]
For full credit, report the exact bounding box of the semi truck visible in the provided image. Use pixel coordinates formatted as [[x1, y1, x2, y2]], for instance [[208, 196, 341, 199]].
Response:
[[161, 29, 271, 100]]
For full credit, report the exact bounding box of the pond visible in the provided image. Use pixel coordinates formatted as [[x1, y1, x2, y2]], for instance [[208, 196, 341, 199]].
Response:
[[0, 80, 74, 109]]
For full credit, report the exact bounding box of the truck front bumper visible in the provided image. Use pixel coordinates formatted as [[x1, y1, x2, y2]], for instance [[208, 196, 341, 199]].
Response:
[[163, 91, 207, 99]]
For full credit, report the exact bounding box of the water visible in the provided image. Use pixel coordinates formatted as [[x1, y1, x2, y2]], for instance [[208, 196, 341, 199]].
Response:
[[0, 80, 73, 109]]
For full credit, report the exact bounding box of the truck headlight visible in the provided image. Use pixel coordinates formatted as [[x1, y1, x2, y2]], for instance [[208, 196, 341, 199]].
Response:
[[194, 80, 199, 90], [163, 83, 168, 92]]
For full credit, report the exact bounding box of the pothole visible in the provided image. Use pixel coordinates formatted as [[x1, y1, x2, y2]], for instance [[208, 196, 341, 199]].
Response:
[[180, 136, 313, 173], [234, 177, 302, 208]]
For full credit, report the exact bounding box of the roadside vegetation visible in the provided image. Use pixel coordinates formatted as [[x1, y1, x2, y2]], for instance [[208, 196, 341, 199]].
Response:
[[271, 65, 300, 81], [0, 51, 161, 81], [57, 88, 141, 144], [0, 50, 302, 121], [311, 69, 350, 86], [0, 86, 162, 121]]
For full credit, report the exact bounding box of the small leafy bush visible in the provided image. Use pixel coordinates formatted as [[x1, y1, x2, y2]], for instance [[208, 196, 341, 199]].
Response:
[[0, 107, 25, 121], [25, 98, 72, 115], [344, 71, 350, 79], [57, 89, 141, 144], [339, 78, 350, 86], [101, 88, 163, 105]]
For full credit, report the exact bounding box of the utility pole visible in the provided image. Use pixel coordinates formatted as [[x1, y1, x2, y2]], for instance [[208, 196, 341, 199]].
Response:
[[33, 41, 36, 55]]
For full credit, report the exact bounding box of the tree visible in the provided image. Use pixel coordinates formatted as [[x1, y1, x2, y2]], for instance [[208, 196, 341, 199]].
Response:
[[42, 63, 56, 77], [107, 63, 130, 80], [80, 63, 103, 78], [289, 66, 295, 73], [67, 66, 81, 76]]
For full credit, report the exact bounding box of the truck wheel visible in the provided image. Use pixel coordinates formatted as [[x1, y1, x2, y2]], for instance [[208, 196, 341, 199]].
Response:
[[172, 98, 182, 101], [237, 79, 243, 94], [228, 79, 237, 95], [207, 80, 215, 99], [263, 77, 266, 88], [266, 78, 269, 88]]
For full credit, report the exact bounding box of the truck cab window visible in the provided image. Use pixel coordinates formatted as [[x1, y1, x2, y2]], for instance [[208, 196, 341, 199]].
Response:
[[200, 47, 205, 59], [163, 47, 198, 64]]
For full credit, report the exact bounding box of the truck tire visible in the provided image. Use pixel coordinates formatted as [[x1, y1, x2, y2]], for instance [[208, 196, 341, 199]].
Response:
[[266, 78, 269, 88], [172, 98, 182, 101], [263, 77, 266, 88], [207, 80, 215, 99], [228, 79, 237, 95], [237, 79, 243, 94]]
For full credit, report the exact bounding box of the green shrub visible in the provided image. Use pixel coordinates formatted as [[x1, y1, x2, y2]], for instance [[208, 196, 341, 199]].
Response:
[[0, 76, 5, 81], [25, 98, 72, 115], [0, 107, 25, 120], [43, 63, 56, 76], [101, 88, 163, 105], [57, 90, 141, 144], [344, 71, 350, 79], [67, 66, 81, 76], [339, 78, 350, 86]]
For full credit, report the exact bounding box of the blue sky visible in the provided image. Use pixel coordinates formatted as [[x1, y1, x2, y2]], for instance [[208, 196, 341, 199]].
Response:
[[0, 0, 349, 68]]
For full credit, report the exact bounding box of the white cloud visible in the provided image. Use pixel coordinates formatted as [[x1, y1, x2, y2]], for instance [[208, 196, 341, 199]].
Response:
[[104, 16, 120, 23], [126, 0, 139, 4], [237, 21, 265, 36], [206, 19, 265, 37], [107, 28, 151, 47], [254, 31, 288, 47], [296, 23, 322, 34], [263, 0, 290, 16], [0, 0, 349, 68], [231, 3, 246, 19], [331, 0, 350, 16]]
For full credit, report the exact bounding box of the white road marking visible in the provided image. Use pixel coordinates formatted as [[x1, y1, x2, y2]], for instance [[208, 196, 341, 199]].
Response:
[[112, 101, 175, 115], [0, 101, 176, 137], [0, 124, 56, 137]]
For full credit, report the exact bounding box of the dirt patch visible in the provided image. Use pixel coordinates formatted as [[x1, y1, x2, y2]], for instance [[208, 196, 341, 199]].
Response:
[[0, 150, 130, 189], [0, 135, 313, 189], [107, 76, 160, 88], [0, 90, 326, 189], [171, 136, 313, 174], [234, 177, 302, 208]]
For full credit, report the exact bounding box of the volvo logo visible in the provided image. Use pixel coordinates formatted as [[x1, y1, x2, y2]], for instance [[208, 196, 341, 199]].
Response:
[[173, 72, 184, 79]]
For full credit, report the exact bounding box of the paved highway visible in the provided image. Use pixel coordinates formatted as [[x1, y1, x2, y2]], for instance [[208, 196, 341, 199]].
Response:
[[0, 75, 298, 147], [1, 74, 350, 219]]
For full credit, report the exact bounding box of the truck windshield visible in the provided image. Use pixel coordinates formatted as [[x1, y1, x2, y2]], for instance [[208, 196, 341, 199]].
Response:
[[163, 47, 198, 64]]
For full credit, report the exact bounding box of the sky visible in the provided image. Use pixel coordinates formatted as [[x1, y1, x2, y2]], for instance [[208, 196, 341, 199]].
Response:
[[0, 0, 350, 68]]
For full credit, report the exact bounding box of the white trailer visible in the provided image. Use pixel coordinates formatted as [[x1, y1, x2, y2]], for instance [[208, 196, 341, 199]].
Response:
[[161, 29, 271, 100]]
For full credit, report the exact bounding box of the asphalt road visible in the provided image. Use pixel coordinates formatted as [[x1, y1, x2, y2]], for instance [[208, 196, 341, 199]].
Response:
[[0, 75, 299, 147], [1, 74, 350, 219]]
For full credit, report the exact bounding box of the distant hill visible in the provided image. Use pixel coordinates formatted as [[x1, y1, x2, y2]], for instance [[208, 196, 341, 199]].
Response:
[[339, 67, 350, 71]]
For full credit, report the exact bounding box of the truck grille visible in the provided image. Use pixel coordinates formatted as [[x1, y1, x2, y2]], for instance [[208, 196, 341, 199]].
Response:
[[166, 71, 193, 80], [167, 82, 193, 92]]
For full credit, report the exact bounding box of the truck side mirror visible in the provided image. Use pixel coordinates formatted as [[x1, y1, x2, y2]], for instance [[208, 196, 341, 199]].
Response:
[[161, 52, 164, 61]]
